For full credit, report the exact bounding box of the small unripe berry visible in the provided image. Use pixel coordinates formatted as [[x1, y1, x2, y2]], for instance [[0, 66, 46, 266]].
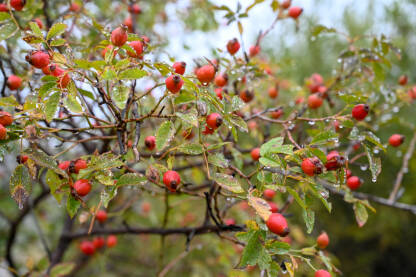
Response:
[[263, 189, 275, 200], [351, 104, 369, 121], [0, 111, 13, 127], [301, 157, 323, 176], [268, 86, 278, 99], [266, 213, 289, 236], [80, 241, 95, 255], [250, 147, 260, 161], [26, 51, 50, 69], [165, 75, 184, 93], [249, 45, 260, 57], [0, 124, 7, 140], [315, 270, 331, 277], [317, 231, 329, 249], [10, 0, 25, 11], [325, 151, 345, 171], [388, 134, 404, 147], [270, 109, 283, 119], [128, 3, 141, 14], [74, 159, 87, 173], [96, 210, 108, 223], [240, 90, 254, 103], [106, 235, 117, 247], [268, 202, 279, 213], [144, 135, 156, 150], [398, 75, 408, 86], [288, 6, 303, 19], [226, 38, 240, 55], [111, 26, 128, 47], [347, 176, 362, 190], [93, 237, 105, 249], [163, 170, 181, 192], [308, 94, 323, 109], [214, 73, 228, 87], [172, 61, 186, 75], [74, 179, 92, 196], [69, 2, 81, 12], [127, 40, 144, 58], [206, 113, 223, 129], [196, 64, 216, 84], [281, 0, 291, 9]]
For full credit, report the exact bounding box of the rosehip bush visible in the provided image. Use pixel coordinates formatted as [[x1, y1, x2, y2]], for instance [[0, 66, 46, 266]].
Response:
[[0, 1, 416, 276]]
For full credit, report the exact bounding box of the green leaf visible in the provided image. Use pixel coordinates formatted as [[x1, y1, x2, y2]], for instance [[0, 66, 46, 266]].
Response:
[[9, 165, 32, 209], [302, 208, 315, 234], [310, 131, 338, 145], [29, 21, 43, 37], [45, 169, 64, 203], [260, 137, 283, 156], [364, 144, 382, 182], [101, 186, 118, 208], [66, 194, 80, 218], [47, 23, 67, 40], [214, 173, 244, 193], [45, 92, 60, 122], [102, 68, 117, 80], [0, 22, 17, 41], [78, 154, 123, 179], [228, 114, 248, 132], [39, 82, 57, 98], [287, 188, 307, 209], [240, 230, 262, 267], [364, 131, 386, 151], [156, 121, 174, 151], [208, 153, 229, 168], [50, 39, 66, 47], [266, 241, 290, 255], [50, 262, 76, 277], [117, 173, 147, 186], [176, 109, 198, 127], [174, 90, 196, 105], [0, 12, 11, 22], [64, 91, 83, 113], [0, 96, 19, 107], [112, 85, 130, 109], [353, 202, 368, 227], [176, 143, 203, 155], [23, 148, 67, 177], [231, 95, 245, 111], [118, 68, 147, 80], [312, 25, 337, 36], [259, 154, 282, 168]]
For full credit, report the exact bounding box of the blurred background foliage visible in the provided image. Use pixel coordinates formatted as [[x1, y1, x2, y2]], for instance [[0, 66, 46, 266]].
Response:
[[1, 0, 416, 276]]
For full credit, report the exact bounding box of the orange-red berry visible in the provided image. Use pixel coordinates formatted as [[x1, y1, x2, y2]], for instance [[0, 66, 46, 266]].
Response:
[[165, 75, 184, 93], [111, 26, 128, 47], [389, 134, 404, 147], [317, 231, 329, 249], [266, 213, 289, 236], [163, 170, 181, 192], [74, 179, 92, 196]]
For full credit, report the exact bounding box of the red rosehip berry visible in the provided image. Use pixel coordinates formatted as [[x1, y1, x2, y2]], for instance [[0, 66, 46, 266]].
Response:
[[268, 202, 279, 213], [351, 104, 369, 121], [17, 155, 29, 164], [398, 75, 408, 86], [308, 94, 323, 109], [26, 50, 50, 69], [408, 87, 416, 100], [307, 73, 324, 93], [288, 6, 303, 19], [0, 3, 9, 12], [315, 270, 331, 277], [128, 3, 141, 14], [7, 75, 22, 91], [111, 26, 128, 47], [263, 189, 276, 200], [10, 0, 25, 11], [249, 45, 260, 57], [325, 151, 345, 171], [224, 218, 236, 226], [196, 64, 216, 84], [345, 169, 352, 178], [333, 120, 340, 132], [215, 87, 223, 100], [141, 201, 151, 213], [317, 231, 329, 249], [74, 159, 87, 173], [206, 113, 223, 129], [74, 179, 92, 196], [389, 134, 404, 147], [93, 237, 105, 249], [214, 73, 228, 87], [96, 210, 108, 223], [0, 124, 6, 140], [127, 40, 144, 58], [80, 241, 95, 255], [101, 45, 117, 59], [250, 147, 260, 161], [353, 142, 361, 151], [165, 75, 184, 94], [301, 157, 323, 176], [49, 65, 70, 88], [69, 2, 81, 12], [106, 235, 117, 247], [226, 38, 240, 55], [58, 160, 71, 171], [268, 86, 279, 99], [266, 213, 289, 236], [144, 135, 156, 150], [347, 176, 362, 190], [123, 16, 133, 32], [281, 0, 291, 9], [163, 170, 181, 192], [33, 18, 43, 29], [172, 61, 186, 75], [203, 126, 214, 135], [240, 90, 254, 103], [270, 109, 283, 119]]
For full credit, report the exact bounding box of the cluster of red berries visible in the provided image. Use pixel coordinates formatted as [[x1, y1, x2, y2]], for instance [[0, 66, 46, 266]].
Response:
[[204, 113, 223, 134], [0, 111, 13, 140], [80, 235, 118, 256]]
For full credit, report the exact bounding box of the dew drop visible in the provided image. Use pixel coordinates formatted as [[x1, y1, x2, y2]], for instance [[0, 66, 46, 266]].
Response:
[[308, 121, 315, 126], [372, 177, 377, 182], [360, 164, 368, 171]]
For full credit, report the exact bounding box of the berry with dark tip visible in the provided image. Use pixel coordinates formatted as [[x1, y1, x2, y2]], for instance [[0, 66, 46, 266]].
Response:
[[163, 170, 181, 192], [266, 213, 289, 236]]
